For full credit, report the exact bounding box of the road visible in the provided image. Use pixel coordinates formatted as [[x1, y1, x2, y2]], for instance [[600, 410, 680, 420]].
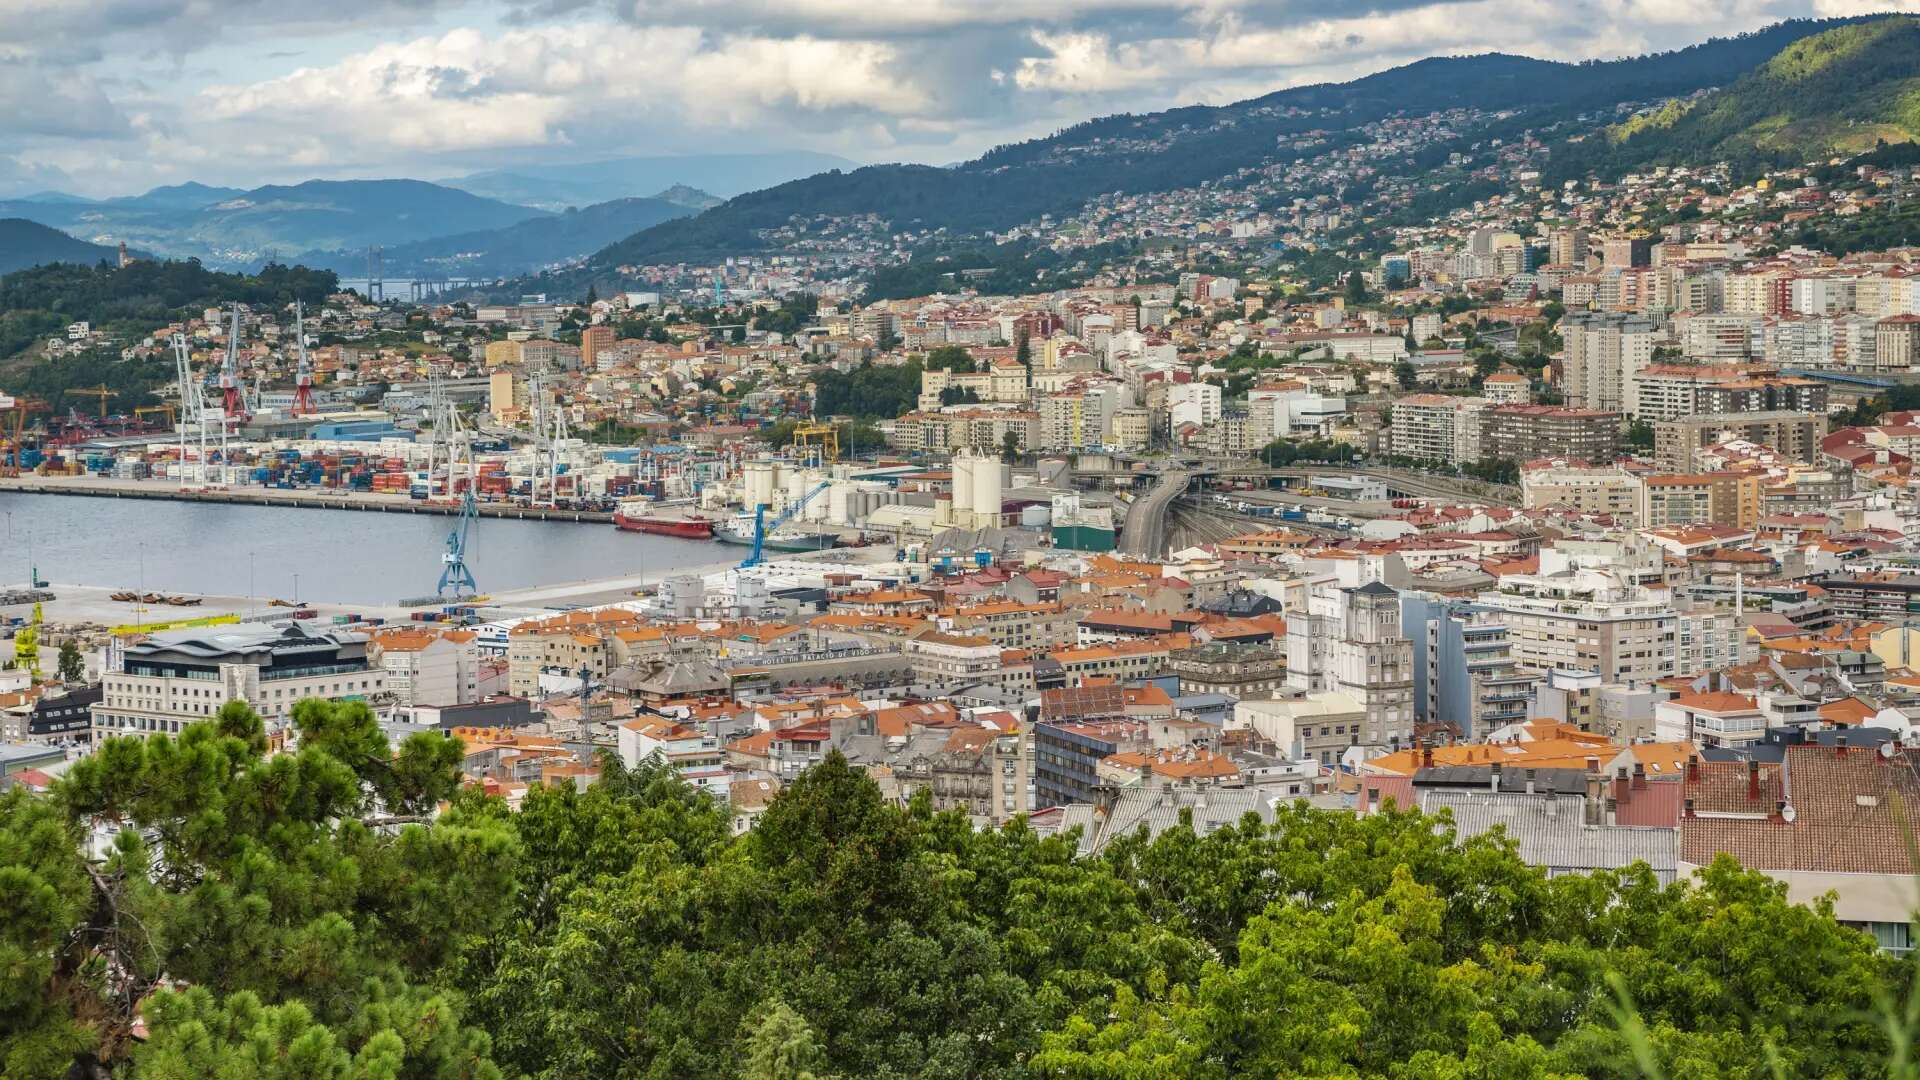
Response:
[[1119, 470, 1189, 558]]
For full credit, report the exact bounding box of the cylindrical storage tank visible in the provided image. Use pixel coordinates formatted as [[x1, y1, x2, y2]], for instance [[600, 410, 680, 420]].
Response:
[[951, 455, 974, 516], [828, 481, 850, 525], [745, 461, 775, 508], [784, 468, 805, 501], [973, 457, 1003, 527], [934, 494, 953, 527], [1020, 503, 1052, 528]]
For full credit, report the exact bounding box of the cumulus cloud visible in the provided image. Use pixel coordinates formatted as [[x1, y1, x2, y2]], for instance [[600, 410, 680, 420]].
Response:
[[0, 0, 1913, 194]]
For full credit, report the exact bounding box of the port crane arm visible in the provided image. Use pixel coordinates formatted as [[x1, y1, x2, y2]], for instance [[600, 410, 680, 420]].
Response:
[[739, 480, 831, 569]]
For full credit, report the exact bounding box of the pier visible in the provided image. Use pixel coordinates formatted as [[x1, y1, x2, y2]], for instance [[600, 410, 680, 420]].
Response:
[[0, 476, 616, 523]]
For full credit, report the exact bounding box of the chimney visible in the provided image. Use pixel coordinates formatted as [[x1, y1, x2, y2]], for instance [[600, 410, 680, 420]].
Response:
[[1773, 799, 1788, 822], [1685, 755, 1700, 781], [1422, 743, 1434, 769], [1490, 761, 1503, 792], [1746, 759, 1760, 801], [1633, 761, 1647, 789], [1684, 797, 1695, 818], [1524, 768, 1536, 796], [1837, 734, 1848, 758]]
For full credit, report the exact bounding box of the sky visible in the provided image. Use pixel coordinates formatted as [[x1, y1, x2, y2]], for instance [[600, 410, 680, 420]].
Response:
[[1, 0, 1916, 198]]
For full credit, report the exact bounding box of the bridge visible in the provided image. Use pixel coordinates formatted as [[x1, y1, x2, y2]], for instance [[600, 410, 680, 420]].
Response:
[[1119, 469, 1190, 558], [1073, 458, 1520, 508]]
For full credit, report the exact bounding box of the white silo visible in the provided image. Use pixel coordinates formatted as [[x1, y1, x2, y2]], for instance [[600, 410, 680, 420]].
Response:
[[951, 454, 975, 519], [973, 453, 1003, 528], [828, 480, 851, 525], [744, 461, 776, 509]]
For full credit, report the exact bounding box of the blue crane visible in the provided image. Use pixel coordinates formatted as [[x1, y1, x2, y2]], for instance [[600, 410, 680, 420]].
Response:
[[738, 480, 831, 569], [438, 489, 479, 597]]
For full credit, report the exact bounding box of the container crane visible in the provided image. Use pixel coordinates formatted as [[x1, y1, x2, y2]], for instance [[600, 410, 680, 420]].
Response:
[[219, 305, 248, 424], [291, 300, 315, 416], [738, 480, 831, 569], [437, 488, 479, 598]]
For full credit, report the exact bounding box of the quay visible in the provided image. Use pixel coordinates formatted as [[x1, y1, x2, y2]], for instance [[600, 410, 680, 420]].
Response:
[[0, 475, 616, 524]]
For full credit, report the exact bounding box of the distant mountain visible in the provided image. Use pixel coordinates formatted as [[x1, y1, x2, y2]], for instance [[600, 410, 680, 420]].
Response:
[[112, 181, 246, 210], [1570, 16, 1920, 176], [442, 151, 856, 211], [298, 194, 697, 278], [14, 191, 94, 205], [0, 179, 544, 266], [589, 16, 1883, 270], [654, 185, 723, 211], [0, 218, 121, 274]]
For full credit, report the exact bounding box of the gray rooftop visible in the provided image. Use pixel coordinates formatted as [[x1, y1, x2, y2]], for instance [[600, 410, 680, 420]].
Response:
[[1423, 790, 1677, 880]]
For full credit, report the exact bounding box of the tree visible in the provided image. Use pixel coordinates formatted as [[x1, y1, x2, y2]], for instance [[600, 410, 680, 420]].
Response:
[[741, 1000, 834, 1080], [940, 386, 982, 407], [1394, 359, 1419, 390], [4, 698, 516, 1078], [1625, 418, 1655, 450], [56, 640, 83, 683], [1344, 270, 1369, 306], [1001, 430, 1023, 463], [924, 345, 976, 372]]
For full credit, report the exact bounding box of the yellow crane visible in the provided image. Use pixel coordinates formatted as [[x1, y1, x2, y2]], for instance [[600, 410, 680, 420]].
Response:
[[135, 404, 177, 428], [791, 422, 840, 464], [71, 383, 115, 418]]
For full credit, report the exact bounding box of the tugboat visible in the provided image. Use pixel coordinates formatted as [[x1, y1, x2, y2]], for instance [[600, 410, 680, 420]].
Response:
[[613, 500, 715, 539]]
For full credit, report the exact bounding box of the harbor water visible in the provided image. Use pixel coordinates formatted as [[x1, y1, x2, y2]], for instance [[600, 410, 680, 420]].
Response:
[[0, 492, 721, 605]]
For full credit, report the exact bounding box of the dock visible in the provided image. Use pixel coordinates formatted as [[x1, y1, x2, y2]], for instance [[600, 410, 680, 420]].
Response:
[[0, 476, 616, 523]]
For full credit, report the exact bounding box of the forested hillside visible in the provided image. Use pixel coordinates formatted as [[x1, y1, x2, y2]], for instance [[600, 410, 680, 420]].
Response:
[[0, 260, 336, 413], [1558, 16, 1920, 180], [0, 219, 121, 275], [2, 700, 1912, 1079], [591, 17, 1879, 269]]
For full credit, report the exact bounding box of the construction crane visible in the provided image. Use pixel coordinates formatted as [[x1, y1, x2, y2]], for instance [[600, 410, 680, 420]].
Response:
[[437, 488, 479, 598], [790, 422, 840, 464], [71, 384, 115, 418], [0, 393, 48, 477], [738, 480, 830, 570], [291, 300, 315, 416]]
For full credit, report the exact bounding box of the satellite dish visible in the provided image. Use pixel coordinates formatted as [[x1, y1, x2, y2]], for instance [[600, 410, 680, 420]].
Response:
[[1780, 804, 1797, 823], [1882, 740, 1898, 760]]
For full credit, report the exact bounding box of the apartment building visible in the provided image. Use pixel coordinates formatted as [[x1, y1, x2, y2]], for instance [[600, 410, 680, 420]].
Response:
[[1389, 394, 1487, 464], [367, 628, 482, 707], [94, 623, 386, 739], [1638, 472, 1763, 529], [1629, 364, 1827, 422], [1401, 594, 1538, 739], [1287, 581, 1415, 752], [1478, 405, 1620, 465], [1480, 569, 1677, 685], [1653, 410, 1828, 471], [1876, 315, 1920, 370], [1520, 463, 1643, 521], [1562, 313, 1658, 412]]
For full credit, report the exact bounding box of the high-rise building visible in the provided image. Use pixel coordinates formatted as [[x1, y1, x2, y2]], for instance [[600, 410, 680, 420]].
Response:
[[580, 324, 614, 370], [1561, 313, 1657, 412], [1401, 595, 1538, 739], [1652, 410, 1828, 471]]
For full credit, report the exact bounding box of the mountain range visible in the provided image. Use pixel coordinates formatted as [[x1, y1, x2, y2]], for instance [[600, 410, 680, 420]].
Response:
[[295, 191, 708, 279], [583, 17, 1884, 273], [441, 151, 856, 212], [0, 219, 126, 274], [0, 152, 839, 276]]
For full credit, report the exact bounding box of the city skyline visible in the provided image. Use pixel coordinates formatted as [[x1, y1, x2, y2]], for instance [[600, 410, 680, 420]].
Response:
[[2, 0, 1912, 198]]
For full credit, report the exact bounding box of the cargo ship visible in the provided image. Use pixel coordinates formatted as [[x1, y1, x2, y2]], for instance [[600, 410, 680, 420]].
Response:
[[714, 514, 840, 552], [613, 501, 715, 539]]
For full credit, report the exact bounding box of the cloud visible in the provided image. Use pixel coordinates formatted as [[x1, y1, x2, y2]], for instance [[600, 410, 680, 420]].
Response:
[[0, 0, 1909, 194]]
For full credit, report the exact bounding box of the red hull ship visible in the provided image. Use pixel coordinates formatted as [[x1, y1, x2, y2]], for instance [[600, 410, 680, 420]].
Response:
[[613, 512, 714, 539]]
